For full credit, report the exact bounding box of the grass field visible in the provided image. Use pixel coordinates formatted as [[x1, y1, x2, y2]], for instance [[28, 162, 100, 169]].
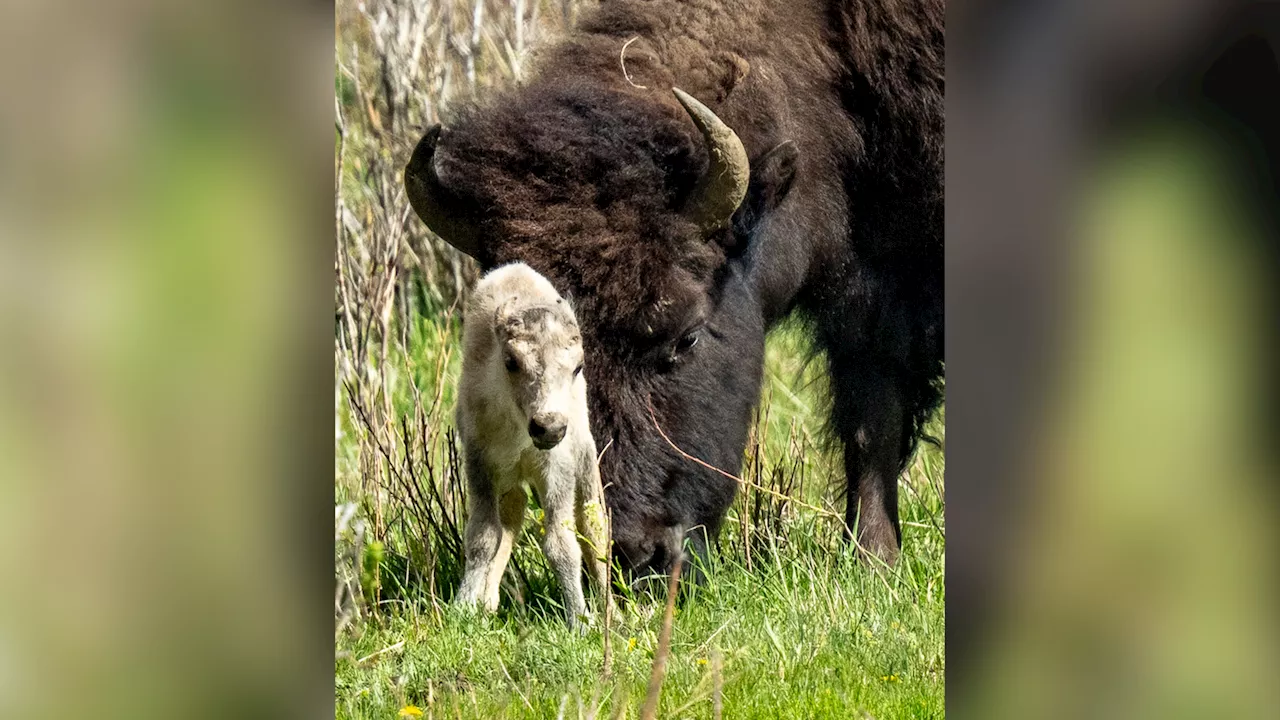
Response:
[[335, 315, 945, 719]]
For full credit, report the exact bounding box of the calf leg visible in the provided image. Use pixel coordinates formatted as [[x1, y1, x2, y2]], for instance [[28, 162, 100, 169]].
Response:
[[832, 367, 907, 565], [481, 487, 527, 611], [457, 474, 504, 609], [538, 478, 589, 627]]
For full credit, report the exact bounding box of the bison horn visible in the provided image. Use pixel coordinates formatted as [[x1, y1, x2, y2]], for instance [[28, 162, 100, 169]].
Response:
[[403, 124, 483, 259], [672, 87, 750, 233]]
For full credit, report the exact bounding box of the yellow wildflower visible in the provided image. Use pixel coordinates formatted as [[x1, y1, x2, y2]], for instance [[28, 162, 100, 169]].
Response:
[[627, 637, 637, 652], [697, 658, 708, 666], [879, 674, 899, 683], [399, 706, 424, 718]]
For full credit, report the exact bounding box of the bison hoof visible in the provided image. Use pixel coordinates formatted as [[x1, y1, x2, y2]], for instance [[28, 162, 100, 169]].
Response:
[[853, 525, 901, 567], [860, 539, 900, 567]]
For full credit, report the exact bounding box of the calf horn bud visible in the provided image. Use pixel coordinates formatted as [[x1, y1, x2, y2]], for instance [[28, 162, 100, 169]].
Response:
[[403, 124, 483, 259], [672, 87, 750, 233]]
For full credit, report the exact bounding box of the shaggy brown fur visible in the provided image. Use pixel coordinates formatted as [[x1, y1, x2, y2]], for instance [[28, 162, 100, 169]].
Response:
[[408, 0, 944, 573]]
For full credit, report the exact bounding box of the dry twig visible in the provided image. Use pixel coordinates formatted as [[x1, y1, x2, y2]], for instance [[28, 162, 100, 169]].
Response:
[[638, 560, 681, 720]]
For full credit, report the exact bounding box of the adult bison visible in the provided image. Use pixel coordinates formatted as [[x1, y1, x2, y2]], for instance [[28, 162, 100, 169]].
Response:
[[405, 0, 943, 576]]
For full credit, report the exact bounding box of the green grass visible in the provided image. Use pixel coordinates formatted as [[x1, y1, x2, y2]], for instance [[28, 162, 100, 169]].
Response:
[[335, 318, 944, 719], [336, 4, 941, 714]]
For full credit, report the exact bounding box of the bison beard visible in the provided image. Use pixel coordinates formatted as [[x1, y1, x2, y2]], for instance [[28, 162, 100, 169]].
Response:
[[405, 0, 944, 578]]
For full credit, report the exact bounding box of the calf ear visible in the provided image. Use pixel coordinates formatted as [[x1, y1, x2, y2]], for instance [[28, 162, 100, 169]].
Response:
[[729, 140, 799, 250], [493, 296, 522, 340]]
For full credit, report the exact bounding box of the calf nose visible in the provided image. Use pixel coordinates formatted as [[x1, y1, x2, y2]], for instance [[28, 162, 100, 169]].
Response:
[[529, 415, 567, 449]]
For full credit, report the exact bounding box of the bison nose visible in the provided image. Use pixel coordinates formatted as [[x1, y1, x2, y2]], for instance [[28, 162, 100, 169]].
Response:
[[529, 415, 567, 449]]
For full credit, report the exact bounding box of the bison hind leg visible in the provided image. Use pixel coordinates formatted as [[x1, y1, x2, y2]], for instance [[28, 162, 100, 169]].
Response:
[[827, 361, 909, 566]]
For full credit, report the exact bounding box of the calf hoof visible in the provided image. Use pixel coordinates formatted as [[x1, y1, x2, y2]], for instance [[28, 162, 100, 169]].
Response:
[[566, 611, 594, 635], [453, 588, 502, 615]]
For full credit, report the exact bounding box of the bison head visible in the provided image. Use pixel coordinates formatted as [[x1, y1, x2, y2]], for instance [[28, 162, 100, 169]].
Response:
[[405, 82, 797, 580]]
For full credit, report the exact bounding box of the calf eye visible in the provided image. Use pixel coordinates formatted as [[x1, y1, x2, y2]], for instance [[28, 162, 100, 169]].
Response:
[[505, 356, 520, 373], [573, 364, 583, 377]]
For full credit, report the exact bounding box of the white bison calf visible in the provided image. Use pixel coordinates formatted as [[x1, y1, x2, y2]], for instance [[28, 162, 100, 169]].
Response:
[[455, 262, 610, 627]]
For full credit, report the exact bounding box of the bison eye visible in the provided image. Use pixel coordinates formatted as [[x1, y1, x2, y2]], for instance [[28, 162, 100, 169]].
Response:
[[675, 331, 700, 354], [505, 356, 520, 373], [573, 364, 583, 377]]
